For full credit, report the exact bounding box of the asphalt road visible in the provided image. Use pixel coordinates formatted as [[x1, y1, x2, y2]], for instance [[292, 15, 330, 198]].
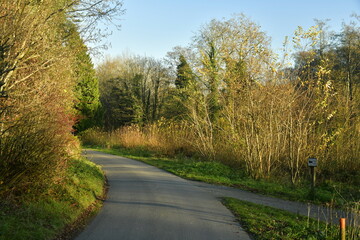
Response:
[[75, 150, 251, 240]]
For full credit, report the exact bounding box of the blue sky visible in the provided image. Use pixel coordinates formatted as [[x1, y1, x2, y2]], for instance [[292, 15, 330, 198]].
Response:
[[92, 0, 360, 64]]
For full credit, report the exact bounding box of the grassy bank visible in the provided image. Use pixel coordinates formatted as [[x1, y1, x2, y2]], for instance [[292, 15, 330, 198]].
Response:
[[0, 157, 105, 240], [88, 146, 359, 207], [222, 198, 359, 240]]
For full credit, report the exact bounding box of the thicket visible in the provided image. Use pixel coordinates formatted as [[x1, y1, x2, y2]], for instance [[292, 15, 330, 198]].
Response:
[[0, 0, 123, 198], [83, 14, 360, 187]]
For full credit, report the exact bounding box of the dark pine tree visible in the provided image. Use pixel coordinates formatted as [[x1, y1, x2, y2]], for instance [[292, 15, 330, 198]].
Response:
[[65, 23, 102, 132], [175, 55, 194, 89]]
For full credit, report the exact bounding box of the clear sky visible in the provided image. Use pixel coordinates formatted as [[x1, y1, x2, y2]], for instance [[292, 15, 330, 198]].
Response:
[[92, 0, 360, 64]]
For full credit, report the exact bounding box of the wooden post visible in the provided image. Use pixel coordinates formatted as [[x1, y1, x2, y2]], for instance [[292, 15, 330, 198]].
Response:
[[308, 158, 317, 199], [310, 166, 316, 190], [340, 218, 346, 240]]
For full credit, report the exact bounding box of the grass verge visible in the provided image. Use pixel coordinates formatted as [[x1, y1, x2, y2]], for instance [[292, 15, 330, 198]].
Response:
[[222, 197, 332, 239], [0, 157, 105, 240], [87, 146, 359, 207], [222, 197, 360, 240]]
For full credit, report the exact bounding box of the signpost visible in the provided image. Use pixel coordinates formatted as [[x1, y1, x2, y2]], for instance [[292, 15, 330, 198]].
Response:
[[308, 158, 317, 199]]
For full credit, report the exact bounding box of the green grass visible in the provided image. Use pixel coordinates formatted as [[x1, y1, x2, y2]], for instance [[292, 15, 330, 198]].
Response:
[[222, 197, 345, 240], [0, 157, 105, 240], [87, 146, 359, 206], [222, 198, 360, 240]]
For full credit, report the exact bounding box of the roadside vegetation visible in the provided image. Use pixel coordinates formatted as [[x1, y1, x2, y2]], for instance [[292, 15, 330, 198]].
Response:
[[0, 1, 123, 239], [222, 197, 359, 240], [0, 157, 105, 240]]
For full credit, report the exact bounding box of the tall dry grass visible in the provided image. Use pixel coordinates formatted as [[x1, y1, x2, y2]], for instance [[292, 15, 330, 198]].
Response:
[[80, 121, 196, 156]]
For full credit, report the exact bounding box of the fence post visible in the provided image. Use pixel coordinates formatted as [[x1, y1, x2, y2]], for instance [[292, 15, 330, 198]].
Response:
[[340, 218, 346, 240]]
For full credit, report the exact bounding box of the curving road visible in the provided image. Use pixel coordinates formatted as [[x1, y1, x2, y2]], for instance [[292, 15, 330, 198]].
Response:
[[75, 150, 251, 240]]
